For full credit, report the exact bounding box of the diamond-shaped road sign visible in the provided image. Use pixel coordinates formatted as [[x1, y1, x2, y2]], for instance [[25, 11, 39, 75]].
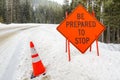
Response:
[[57, 5, 105, 53]]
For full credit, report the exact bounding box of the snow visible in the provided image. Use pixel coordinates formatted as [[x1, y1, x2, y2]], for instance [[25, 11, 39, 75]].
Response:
[[0, 24, 120, 80]]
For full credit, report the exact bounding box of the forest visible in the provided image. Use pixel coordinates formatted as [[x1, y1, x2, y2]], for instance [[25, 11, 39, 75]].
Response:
[[0, 0, 120, 43]]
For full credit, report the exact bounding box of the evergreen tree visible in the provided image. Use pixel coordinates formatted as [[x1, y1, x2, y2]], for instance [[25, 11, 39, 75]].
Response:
[[20, 0, 32, 23], [35, 1, 64, 23], [104, 0, 120, 43], [12, 0, 21, 23], [0, 0, 6, 22]]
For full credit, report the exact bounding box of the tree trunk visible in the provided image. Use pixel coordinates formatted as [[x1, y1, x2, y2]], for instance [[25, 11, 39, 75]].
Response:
[[107, 25, 110, 43], [11, 0, 13, 23], [86, 0, 89, 11], [91, 0, 94, 10], [111, 28, 116, 43], [100, 0, 104, 42], [117, 27, 120, 43]]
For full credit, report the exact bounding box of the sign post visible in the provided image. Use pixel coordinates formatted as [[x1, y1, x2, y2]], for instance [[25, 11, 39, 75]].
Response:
[[89, 10, 95, 52], [65, 11, 71, 61], [90, 10, 100, 56], [57, 5, 105, 55], [65, 11, 68, 53]]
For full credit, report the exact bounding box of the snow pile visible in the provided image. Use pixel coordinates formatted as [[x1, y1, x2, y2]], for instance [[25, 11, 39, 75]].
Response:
[[0, 24, 120, 80]]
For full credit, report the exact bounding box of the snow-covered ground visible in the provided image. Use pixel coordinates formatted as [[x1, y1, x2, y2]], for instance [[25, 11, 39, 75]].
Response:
[[0, 24, 120, 80]]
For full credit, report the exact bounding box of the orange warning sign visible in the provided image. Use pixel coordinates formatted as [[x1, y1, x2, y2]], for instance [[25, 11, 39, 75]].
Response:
[[57, 5, 105, 53]]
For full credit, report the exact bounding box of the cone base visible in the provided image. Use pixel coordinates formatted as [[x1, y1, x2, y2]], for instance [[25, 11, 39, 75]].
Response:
[[32, 60, 46, 77], [31, 73, 36, 79]]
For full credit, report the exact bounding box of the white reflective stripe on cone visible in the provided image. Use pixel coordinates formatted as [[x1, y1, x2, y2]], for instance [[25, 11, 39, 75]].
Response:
[[31, 53, 38, 58], [32, 56, 41, 63], [31, 48, 37, 54]]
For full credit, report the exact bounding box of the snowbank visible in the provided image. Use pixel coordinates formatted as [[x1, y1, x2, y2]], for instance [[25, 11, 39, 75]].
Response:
[[0, 24, 120, 80]]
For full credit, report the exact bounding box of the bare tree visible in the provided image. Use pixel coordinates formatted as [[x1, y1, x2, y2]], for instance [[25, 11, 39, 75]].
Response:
[[100, 0, 104, 42]]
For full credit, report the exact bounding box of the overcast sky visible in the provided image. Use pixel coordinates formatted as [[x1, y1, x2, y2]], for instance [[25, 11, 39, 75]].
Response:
[[49, 0, 63, 4], [49, 0, 71, 5]]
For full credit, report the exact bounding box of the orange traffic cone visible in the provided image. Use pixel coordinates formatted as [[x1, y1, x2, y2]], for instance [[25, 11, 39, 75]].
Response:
[[30, 41, 46, 78]]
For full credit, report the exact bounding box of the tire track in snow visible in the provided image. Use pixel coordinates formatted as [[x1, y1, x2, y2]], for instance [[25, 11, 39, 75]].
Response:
[[0, 38, 24, 80], [0, 25, 40, 80], [0, 25, 40, 45]]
